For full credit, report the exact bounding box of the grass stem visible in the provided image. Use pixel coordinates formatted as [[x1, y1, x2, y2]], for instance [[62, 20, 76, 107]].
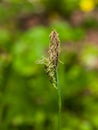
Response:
[[57, 71, 61, 130]]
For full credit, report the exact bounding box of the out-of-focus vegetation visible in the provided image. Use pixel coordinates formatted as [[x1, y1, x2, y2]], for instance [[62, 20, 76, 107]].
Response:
[[0, 0, 98, 130]]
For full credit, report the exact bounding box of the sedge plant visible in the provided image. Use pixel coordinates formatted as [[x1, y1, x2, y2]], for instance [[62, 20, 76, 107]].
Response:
[[38, 30, 61, 130]]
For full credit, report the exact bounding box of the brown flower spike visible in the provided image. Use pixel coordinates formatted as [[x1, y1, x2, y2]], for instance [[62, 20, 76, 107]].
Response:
[[48, 30, 60, 69], [45, 30, 60, 88], [37, 30, 60, 88]]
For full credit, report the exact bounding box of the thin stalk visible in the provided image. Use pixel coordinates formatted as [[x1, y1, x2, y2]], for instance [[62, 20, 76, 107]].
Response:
[[57, 71, 61, 130]]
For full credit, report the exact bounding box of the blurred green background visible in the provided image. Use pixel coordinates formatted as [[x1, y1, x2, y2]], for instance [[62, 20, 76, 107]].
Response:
[[1, 0, 98, 130]]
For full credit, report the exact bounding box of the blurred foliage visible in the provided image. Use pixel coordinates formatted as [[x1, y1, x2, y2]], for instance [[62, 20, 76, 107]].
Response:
[[0, 0, 98, 130]]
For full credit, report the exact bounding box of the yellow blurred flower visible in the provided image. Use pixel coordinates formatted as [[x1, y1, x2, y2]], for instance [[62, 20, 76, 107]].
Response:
[[80, 0, 95, 12]]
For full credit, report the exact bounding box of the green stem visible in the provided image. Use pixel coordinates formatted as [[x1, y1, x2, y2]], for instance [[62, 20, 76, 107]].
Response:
[[57, 71, 61, 130]]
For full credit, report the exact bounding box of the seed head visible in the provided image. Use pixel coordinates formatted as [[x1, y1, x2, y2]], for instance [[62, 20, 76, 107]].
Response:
[[37, 30, 60, 89], [48, 30, 60, 69], [45, 30, 60, 88]]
